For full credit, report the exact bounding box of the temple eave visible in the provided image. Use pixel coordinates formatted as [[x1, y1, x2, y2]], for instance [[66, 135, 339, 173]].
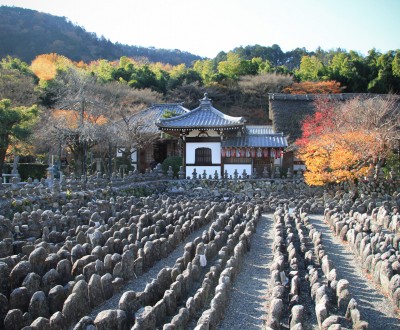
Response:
[[157, 125, 244, 131]]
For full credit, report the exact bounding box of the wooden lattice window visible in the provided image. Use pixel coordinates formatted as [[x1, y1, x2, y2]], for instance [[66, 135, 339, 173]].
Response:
[[195, 147, 212, 165]]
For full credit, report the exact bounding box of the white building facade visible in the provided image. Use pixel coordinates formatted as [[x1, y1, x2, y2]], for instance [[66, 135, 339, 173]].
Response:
[[157, 93, 288, 178]]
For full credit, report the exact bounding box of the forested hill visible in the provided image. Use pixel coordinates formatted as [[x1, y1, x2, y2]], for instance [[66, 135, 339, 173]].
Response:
[[0, 6, 203, 65]]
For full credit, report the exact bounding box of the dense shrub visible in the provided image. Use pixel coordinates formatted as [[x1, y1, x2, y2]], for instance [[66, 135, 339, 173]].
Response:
[[3, 163, 48, 182], [162, 156, 183, 177]]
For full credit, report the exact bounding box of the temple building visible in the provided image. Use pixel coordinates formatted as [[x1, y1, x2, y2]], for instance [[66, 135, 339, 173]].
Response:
[[115, 102, 189, 171], [117, 92, 397, 177], [156, 93, 288, 178]]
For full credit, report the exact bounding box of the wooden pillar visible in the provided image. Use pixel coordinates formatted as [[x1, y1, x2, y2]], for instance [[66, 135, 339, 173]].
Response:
[[181, 131, 186, 172]]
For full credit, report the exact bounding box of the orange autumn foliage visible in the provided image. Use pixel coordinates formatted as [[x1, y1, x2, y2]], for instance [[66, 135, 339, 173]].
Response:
[[74, 61, 88, 70], [299, 130, 378, 186], [294, 95, 398, 186], [52, 109, 108, 128], [283, 81, 343, 94], [31, 53, 72, 81], [5, 140, 35, 158]]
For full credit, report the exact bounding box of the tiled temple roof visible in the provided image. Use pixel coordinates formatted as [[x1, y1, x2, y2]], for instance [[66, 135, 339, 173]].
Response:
[[245, 125, 275, 135], [156, 93, 246, 131], [125, 103, 189, 134], [223, 132, 288, 148]]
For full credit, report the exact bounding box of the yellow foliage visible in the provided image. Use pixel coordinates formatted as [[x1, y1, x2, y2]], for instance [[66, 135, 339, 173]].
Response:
[[31, 53, 72, 81], [299, 130, 379, 186], [151, 62, 174, 73], [74, 61, 88, 70]]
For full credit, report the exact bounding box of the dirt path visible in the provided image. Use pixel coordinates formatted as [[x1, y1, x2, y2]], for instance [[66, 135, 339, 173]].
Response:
[[309, 215, 400, 330], [218, 214, 273, 330]]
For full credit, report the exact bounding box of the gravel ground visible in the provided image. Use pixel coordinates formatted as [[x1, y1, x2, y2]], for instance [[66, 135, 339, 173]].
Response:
[[72, 220, 213, 327], [218, 214, 273, 330], [309, 215, 400, 330]]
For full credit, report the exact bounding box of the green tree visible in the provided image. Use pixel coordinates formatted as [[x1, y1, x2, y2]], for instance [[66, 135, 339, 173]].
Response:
[[255, 58, 273, 74], [217, 52, 243, 80], [193, 59, 215, 85], [328, 53, 351, 78], [129, 65, 161, 91], [119, 56, 132, 68], [393, 50, 400, 78], [347, 51, 370, 92], [0, 99, 39, 175], [238, 59, 259, 76], [275, 65, 291, 75], [368, 51, 400, 93], [113, 61, 136, 83], [326, 51, 368, 92], [89, 59, 116, 82], [295, 55, 324, 81], [365, 48, 381, 86], [284, 47, 309, 70], [168, 64, 202, 89], [181, 69, 202, 85], [152, 66, 170, 94], [213, 51, 227, 66], [1, 55, 32, 75]]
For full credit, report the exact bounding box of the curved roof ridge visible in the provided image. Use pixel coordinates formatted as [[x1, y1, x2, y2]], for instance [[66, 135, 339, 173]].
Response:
[[151, 102, 186, 107], [193, 92, 245, 122], [156, 93, 245, 128], [209, 104, 245, 122], [149, 103, 190, 113], [245, 125, 275, 135], [247, 132, 285, 137]]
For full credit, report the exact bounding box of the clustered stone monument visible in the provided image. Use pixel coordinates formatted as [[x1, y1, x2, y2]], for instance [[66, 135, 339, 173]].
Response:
[[0, 169, 397, 329]]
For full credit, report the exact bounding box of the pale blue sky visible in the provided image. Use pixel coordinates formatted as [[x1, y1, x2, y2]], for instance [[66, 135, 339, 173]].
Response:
[[1, 0, 399, 58]]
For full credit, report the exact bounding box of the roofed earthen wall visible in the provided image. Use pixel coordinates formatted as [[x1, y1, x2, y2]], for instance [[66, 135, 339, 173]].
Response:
[[268, 93, 394, 145], [269, 98, 315, 144]]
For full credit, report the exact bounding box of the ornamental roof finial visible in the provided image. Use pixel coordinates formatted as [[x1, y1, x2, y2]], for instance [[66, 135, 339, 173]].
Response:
[[200, 92, 211, 105]]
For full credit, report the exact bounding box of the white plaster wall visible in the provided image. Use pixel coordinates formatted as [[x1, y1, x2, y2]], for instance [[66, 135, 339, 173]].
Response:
[[186, 142, 221, 164], [224, 164, 252, 178], [294, 164, 306, 171], [116, 147, 137, 162], [131, 149, 138, 162], [186, 166, 221, 179], [187, 130, 220, 137]]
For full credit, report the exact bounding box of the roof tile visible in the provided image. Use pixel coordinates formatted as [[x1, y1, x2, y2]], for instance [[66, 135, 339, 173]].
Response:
[[156, 93, 245, 130]]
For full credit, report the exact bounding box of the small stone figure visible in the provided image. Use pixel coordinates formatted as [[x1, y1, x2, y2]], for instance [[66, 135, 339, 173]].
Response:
[[167, 166, 174, 179], [214, 170, 219, 180], [263, 166, 270, 178], [178, 166, 185, 179]]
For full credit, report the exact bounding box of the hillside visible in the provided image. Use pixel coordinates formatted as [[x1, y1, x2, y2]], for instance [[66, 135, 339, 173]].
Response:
[[0, 6, 203, 65]]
